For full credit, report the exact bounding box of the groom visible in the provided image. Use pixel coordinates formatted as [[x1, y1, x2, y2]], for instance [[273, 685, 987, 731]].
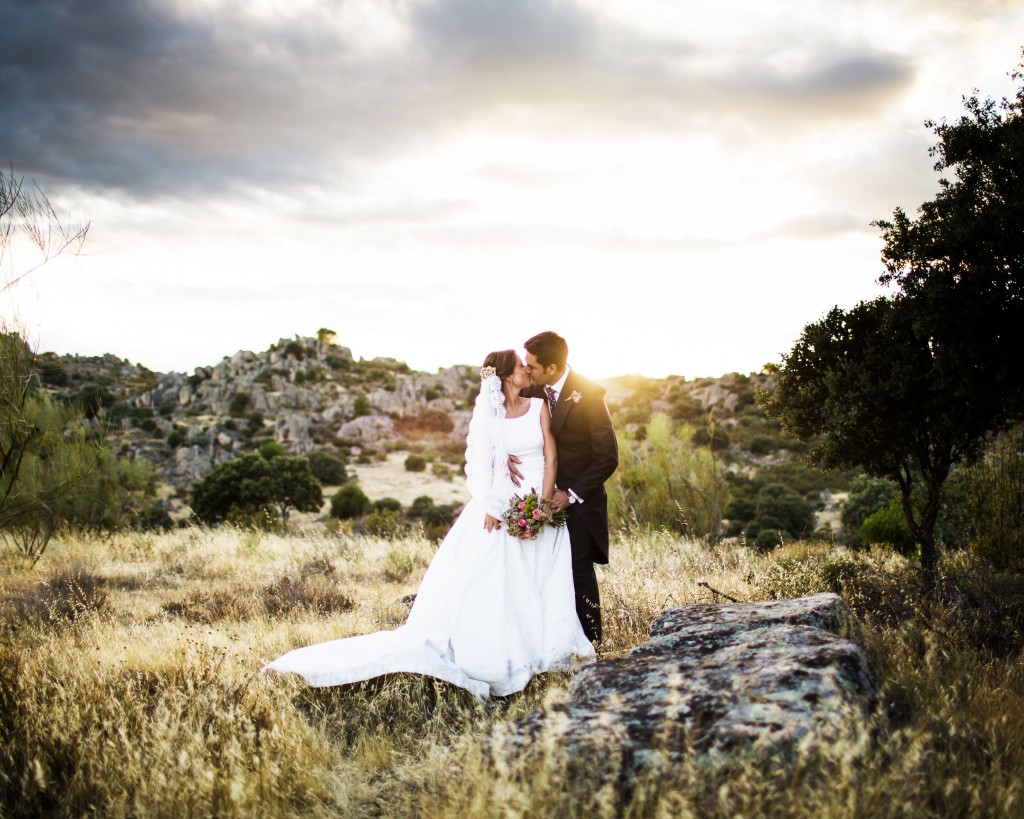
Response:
[[512, 331, 618, 645]]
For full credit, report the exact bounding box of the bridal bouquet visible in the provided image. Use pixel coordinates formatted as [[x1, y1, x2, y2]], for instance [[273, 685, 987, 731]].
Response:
[[503, 489, 568, 540]]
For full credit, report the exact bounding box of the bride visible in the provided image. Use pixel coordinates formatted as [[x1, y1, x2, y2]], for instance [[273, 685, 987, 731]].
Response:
[[263, 350, 595, 699]]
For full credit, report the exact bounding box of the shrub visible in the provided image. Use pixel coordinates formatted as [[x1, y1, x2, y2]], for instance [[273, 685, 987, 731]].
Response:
[[283, 340, 306, 359], [608, 414, 729, 540], [352, 394, 371, 418], [942, 427, 1024, 570], [190, 453, 323, 526], [372, 497, 403, 513], [258, 440, 287, 460], [39, 362, 68, 387], [228, 391, 252, 416], [365, 508, 404, 539], [166, 430, 183, 448], [133, 506, 175, 532], [753, 529, 782, 552], [748, 435, 779, 456], [841, 474, 898, 545], [405, 454, 427, 473], [330, 483, 370, 519], [746, 483, 817, 541], [306, 450, 348, 485], [409, 495, 434, 517], [860, 499, 916, 556]]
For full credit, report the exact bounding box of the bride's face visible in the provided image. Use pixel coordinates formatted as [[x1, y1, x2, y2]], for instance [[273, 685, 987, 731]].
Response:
[[508, 360, 531, 391]]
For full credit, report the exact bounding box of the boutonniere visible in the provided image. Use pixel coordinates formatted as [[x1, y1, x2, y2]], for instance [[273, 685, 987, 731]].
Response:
[[570, 390, 582, 404]]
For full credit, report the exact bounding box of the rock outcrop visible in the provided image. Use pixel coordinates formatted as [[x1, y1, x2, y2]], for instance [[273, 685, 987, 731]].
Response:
[[495, 593, 877, 785]]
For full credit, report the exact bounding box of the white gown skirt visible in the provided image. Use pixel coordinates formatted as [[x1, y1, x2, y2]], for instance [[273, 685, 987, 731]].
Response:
[[263, 473, 594, 699]]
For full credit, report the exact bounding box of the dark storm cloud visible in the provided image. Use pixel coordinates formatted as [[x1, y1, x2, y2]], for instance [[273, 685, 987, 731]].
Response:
[[0, 0, 919, 200], [0, 0, 425, 195]]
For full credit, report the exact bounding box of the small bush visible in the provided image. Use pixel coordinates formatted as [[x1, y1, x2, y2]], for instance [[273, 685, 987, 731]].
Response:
[[753, 529, 782, 552], [330, 484, 370, 519], [409, 495, 435, 517], [352, 394, 371, 418], [372, 497, 403, 513], [365, 508, 404, 539], [405, 454, 427, 473], [228, 391, 252, 417], [307, 450, 348, 485], [860, 499, 916, 556]]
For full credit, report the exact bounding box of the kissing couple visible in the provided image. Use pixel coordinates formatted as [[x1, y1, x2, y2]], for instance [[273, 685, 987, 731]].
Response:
[[264, 331, 618, 699]]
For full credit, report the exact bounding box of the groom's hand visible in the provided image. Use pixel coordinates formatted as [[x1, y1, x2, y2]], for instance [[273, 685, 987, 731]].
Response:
[[507, 454, 524, 487], [551, 489, 570, 512]]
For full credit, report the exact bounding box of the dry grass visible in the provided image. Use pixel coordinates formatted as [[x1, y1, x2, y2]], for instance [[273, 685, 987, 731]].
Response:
[[1, 525, 1022, 817]]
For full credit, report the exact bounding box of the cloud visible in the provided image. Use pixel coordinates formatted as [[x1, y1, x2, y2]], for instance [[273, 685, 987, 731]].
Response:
[[0, 0, 925, 204]]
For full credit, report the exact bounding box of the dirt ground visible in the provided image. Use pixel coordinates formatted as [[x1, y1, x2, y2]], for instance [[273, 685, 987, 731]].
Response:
[[346, 452, 470, 508]]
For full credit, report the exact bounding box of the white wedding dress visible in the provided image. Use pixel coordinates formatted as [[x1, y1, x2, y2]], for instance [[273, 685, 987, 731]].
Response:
[[263, 398, 594, 699]]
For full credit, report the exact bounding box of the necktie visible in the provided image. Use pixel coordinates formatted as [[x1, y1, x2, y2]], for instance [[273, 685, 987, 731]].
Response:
[[545, 385, 558, 413]]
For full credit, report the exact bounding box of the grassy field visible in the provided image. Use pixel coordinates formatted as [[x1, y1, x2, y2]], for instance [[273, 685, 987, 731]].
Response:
[[1, 525, 1023, 817]]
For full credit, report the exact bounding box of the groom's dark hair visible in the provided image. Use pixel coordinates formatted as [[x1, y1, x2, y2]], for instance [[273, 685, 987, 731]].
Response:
[[524, 331, 568, 370]]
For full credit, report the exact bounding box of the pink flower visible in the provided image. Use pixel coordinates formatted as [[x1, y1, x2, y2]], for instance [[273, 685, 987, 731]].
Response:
[[518, 501, 526, 510], [532, 509, 543, 520], [570, 390, 582, 404], [517, 517, 527, 527]]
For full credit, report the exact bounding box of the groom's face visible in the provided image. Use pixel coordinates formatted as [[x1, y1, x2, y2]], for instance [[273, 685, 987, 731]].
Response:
[[525, 352, 557, 387]]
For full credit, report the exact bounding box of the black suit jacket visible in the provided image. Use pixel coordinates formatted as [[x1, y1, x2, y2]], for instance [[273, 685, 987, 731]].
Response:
[[526, 370, 618, 563]]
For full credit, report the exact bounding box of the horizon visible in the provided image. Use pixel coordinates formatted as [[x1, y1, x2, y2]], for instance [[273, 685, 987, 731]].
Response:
[[38, 330, 761, 384]]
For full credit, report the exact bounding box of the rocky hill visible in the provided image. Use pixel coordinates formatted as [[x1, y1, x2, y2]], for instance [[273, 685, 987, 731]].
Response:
[[39, 334, 480, 487], [37, 333, 802, 495]]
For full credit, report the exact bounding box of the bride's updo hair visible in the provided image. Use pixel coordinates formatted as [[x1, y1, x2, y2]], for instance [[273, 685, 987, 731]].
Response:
[[483, 349, 518, 381]]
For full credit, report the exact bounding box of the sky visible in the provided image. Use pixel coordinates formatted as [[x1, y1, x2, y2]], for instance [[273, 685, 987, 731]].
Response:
[[2, 0, 1022, 380]]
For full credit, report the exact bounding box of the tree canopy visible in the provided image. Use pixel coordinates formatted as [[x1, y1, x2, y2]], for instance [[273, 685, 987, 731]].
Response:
[[759, 57, 1024, 590], [190, 452, 323, 527]]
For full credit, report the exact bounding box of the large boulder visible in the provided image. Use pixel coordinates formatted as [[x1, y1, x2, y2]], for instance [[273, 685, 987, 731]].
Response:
[[495, 593, 877, 785]]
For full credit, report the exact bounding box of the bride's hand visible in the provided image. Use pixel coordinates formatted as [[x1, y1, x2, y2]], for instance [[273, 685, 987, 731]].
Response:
[[484, 514, 502, 532], [507, 454, 524, 487]]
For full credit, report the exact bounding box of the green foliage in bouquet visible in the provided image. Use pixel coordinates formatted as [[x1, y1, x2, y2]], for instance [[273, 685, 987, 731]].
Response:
[[502, 489, 566, 540]]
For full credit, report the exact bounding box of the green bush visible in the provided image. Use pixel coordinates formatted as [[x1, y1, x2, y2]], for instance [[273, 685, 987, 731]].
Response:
[[283, 340, 306, 359], [748, 435, 779, 456], [409, 495, 435, 517], [330, 484, 370, 519], [860, 499, 916, 556], [405, 454, 427, 473], [841, 474, 898, 546], [364, 508, 403, 538], [228, 392, 252, 417], [942, 427, 1024, 571], [372, 497, 403, 513], [306, 450, 348, 486], [747, 483, 817, 542], [258, 440, 287, 460], [753, 529, 782, 552], [190, 453, 323, 526], [607, 413, 728, 540], [352, 394, 371, 418], [326, 354, 351, 371]]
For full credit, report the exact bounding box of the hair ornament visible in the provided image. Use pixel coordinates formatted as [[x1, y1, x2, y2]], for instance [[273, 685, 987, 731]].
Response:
[[480, 365, 496, 381]]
